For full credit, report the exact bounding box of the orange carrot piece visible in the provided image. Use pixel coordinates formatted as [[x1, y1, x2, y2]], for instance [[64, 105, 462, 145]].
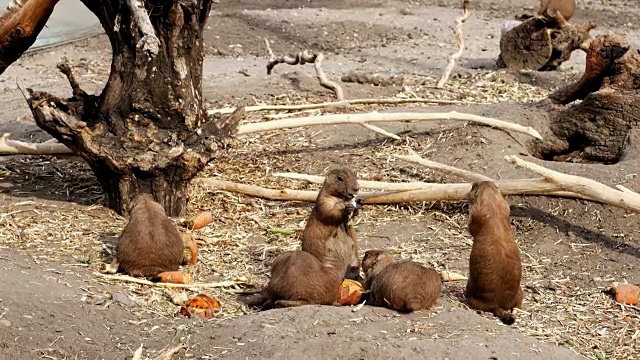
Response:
[[153, 271, 193, 284], [613, 282, 640, 305], [188, 211, 213, 230]]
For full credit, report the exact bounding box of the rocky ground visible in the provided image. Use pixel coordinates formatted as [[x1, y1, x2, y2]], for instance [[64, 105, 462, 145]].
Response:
[[0, 0, 639, 359]]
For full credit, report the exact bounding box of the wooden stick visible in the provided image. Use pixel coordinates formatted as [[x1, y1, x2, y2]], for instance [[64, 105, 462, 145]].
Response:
[[437, 0, 472, 88], [237, 111, 543, 140], [0, 133, 73, 155], [272, 172, 434, 191], [392, 149, 492, 182], [360, 123, 401, 140], [208, 97, 489, 115], [94, 272, 251, 290], [199, 177, 596, 204], [505, 155, 640, 212], [154, 344, 184, 360]]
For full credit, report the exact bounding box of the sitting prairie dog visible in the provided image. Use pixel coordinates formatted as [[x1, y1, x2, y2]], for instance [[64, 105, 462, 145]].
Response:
[[301, 166, 362, 280], [464, 181, 523, 325], [538, 0, 575, 22], [244, 249, 350, 309], [361, 250, 442, 313], [116, 193, 194, 279]]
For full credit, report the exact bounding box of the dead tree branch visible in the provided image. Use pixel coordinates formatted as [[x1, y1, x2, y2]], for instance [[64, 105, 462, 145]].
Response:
[[127, 0, 160, 59], [207, 97, 488, 115], [199, 177, 596, 204], [272, 157, 589, 201], [436, 0, 472, 88], [237, 111, 543, 140], [0, 133, 73, 155], [1, 110, 542, 156], [392, 149, 492, 182], [0, 0, 61, 74], [505, 155, 640, 213], [264, 38, 344, 101]]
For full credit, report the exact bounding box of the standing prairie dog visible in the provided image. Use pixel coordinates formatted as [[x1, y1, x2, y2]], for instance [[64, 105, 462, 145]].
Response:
[[245, 248, 350, 309], [464, 181, 523, 325], [361, 250, 442, 313], [301, 166, 361, 280], [116, 193, 196, 280], [538, 0, 575, 23]]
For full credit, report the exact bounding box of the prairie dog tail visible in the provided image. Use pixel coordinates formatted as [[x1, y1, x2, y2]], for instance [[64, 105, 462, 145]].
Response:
[[493, 308, 516, 325]]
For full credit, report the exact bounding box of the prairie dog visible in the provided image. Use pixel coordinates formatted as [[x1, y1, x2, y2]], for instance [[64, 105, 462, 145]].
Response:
[[116, 193, 184, 277], [465, 181, 523, 325], [301, 166, 361, 280], [538, 0, 575, 22], [361, 250, 442, 312], [245, 249, 349, 309]]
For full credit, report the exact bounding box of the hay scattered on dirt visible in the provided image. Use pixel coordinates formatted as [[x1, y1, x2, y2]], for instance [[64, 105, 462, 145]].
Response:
[[0, 74, 637, 359]]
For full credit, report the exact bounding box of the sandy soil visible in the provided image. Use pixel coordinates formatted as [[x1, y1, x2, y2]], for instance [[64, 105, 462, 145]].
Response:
[[1, 0, 639, 359]]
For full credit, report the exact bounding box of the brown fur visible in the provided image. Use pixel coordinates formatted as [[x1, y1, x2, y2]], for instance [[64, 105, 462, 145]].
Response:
[[245, 250, 350, 309], [538, 0, 575, 22], [301, 166, 361, 280], [361, 250, 442, 313], [464, 181, 523, 325], [115, 193, 184, 278]]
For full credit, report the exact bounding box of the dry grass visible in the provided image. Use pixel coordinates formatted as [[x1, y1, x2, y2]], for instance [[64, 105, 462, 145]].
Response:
[[0, 76, 638, 360]]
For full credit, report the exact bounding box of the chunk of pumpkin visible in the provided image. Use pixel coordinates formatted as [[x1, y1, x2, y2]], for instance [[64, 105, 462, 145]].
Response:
[[337, 279, 365, 306]]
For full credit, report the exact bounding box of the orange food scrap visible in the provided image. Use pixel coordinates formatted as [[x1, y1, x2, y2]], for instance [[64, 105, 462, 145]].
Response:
[[337, 279, 365, 306], [153, 271, 193, 284], [187, 211, 213, 230], [179, 294, 221, 319], [612, 282, 640, 305]]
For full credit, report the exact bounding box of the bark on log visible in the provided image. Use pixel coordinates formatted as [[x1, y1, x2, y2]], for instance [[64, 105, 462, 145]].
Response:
[[0, 0, 61, 74], [27, 0, 237, 217], [498, 15, 595, 71], [531, 34, 640, 163]]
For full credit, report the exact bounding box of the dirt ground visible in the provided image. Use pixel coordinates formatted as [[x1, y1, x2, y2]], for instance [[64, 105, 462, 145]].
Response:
[[1, 0, 640, 359]]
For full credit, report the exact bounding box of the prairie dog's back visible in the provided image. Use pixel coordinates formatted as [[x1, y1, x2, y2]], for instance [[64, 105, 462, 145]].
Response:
[[116, 193, 184, 277], [465, 181, 523, 325], [362, 250, 442, 312]]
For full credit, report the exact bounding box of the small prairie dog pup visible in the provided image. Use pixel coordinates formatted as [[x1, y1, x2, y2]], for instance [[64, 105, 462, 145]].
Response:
[[116, 193, 186, 278], [361, 250, 442, 313], [245, 250, 348, 309], [301, 166, 361, 280], [465, 181, 523, 325], [538, 0, 575, 22]]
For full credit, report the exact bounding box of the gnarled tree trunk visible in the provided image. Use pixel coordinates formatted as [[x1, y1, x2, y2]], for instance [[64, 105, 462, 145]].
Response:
[[529, 34, 640, 164], [26, 0, 237, 216]]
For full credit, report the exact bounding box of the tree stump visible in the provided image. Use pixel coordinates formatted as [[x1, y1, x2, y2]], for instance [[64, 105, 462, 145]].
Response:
[[498, 15, 595, 71], [25, 0, 240, 217], [529, 34, 640, 163]]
